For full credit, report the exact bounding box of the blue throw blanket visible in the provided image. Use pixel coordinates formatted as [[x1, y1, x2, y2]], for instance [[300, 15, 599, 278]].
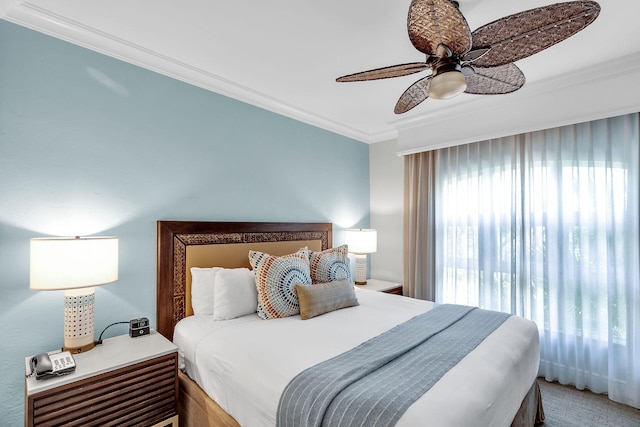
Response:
[[277, 304, 511, 427]]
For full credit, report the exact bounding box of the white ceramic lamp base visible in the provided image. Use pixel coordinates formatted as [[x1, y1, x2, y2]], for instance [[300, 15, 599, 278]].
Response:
[[63, 287, 96, 353], [354, 254, 368, 285]]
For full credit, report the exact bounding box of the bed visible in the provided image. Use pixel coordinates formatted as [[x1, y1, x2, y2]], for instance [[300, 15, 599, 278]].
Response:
[[156, 221, 544, 427]]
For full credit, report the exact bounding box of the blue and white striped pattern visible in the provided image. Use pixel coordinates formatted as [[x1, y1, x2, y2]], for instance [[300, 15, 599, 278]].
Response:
[[277, 304, 511, 427]]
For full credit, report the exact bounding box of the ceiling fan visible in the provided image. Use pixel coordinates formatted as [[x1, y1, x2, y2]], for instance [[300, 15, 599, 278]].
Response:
[[336, 0, 601, 114]]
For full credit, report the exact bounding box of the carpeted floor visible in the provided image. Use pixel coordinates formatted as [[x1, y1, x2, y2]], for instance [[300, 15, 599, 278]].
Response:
[[538, 380, 640, 427]]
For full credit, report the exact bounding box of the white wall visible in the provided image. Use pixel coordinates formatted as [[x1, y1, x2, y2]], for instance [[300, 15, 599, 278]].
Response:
[[369, 139, 404, 283]]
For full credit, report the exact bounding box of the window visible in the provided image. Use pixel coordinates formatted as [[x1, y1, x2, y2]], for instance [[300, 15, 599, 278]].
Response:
[[433, 114, 640, 408]]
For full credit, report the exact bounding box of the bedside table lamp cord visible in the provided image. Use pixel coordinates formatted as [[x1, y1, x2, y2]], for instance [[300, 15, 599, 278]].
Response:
[[95, 321, 129, 345]]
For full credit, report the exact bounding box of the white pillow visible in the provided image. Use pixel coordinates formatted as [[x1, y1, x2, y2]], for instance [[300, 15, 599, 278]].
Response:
[[212, 268, 258, 320], [190, 267, 221, 315]]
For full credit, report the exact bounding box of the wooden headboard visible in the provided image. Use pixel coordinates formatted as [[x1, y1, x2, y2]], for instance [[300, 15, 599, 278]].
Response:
[[156, 221, 332, 340]]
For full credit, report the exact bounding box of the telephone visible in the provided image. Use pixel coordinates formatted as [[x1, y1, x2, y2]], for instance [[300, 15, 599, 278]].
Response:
[[29, 351, 76, 380]]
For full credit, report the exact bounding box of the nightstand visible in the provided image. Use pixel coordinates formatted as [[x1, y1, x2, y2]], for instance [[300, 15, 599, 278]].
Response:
[[25, 330, 178, 427], [355, 279, 403, 295]]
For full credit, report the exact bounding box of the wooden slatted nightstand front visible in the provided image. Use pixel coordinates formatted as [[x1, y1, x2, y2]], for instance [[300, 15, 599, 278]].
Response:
[[25, 330, 178, 427]]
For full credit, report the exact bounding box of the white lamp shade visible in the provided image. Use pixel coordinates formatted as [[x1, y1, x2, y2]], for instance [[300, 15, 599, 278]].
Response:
[[30, 236, 119, 291], [345, 229, 377, 254]]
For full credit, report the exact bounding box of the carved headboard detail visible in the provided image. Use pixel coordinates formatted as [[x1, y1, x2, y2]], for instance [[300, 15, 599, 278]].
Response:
[[156, 221, 332, 340]]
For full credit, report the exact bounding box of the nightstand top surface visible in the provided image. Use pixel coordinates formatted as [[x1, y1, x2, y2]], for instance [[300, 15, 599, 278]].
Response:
[[25, 329, 176, 395], [355, 278, 402, 292]]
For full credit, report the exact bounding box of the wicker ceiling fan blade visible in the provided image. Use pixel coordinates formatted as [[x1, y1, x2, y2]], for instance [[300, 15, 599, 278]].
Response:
[[336, 1, 601, 111], [464, 63, 526, 95], [394, 76, 433, 114], [470, 1, 601, 68], [461, 47, 491, 64], [336, 63, 430, 82], [408, 0, 472, 56]]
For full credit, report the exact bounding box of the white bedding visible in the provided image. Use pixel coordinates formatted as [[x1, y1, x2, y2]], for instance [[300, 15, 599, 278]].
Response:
[[174, 288, 540, 427]]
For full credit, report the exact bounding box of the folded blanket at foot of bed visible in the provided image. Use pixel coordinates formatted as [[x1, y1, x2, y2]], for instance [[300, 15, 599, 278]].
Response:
[[278, 304, 511, 427]]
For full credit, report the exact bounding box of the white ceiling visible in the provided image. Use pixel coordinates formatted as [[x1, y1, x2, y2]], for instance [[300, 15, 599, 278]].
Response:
[[3, 0, 640, 151]]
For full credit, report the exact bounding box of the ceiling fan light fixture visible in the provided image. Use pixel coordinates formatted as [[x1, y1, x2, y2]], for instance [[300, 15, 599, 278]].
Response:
[[428, 70, 467, 100], [336, 0, 600, 111]]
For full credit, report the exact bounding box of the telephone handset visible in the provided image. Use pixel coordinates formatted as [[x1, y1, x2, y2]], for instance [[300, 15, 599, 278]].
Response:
[[29, 351, 76, 380]]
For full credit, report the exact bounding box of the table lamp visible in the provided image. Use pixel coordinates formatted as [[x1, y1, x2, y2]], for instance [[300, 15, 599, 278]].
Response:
[[345, 229, 377, 285], [30, 236, 118, 353]]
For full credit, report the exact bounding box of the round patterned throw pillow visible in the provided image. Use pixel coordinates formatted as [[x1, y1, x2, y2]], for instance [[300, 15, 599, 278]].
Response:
[[309, 245, 353, 284], [248, 249, 312, 319]]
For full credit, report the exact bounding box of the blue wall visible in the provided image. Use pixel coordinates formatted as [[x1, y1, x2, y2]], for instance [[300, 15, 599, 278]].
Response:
[[0, 20, 369, 424]]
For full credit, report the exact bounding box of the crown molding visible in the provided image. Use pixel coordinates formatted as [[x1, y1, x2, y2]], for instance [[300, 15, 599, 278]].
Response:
[[395, 51, 640, 155], [6, 0, 633, 148], [2, 1, 392, 144]]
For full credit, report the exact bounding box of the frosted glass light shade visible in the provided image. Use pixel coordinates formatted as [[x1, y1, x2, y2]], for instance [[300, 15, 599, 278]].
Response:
[[429, 70, 467, 100], [30, 236, 118, 290], [345, 229, 377, 254]]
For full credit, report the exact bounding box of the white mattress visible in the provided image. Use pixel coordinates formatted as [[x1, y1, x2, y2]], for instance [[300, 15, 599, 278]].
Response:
[[174, 288, 540, 427]]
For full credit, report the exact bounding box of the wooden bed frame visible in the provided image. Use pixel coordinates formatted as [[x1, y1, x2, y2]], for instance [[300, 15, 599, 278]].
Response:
[[157, 221, 331, 426], [156, 220, 543, 427]]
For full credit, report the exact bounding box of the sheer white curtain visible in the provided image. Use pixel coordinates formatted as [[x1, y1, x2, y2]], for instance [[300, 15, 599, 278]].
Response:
[[433, 113, 640, 408]]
